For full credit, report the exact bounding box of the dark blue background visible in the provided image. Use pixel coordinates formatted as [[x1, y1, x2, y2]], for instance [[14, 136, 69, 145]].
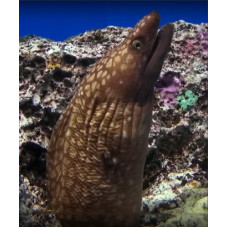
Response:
[[19, 1, 208, 41]]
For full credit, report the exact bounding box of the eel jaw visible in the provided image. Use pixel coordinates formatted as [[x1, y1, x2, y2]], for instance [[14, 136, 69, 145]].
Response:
[[136, 23, 174, 104], [145, 23, 174, 81]]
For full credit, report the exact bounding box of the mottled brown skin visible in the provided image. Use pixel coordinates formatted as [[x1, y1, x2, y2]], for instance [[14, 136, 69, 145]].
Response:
[[47, 11, 173, 226]]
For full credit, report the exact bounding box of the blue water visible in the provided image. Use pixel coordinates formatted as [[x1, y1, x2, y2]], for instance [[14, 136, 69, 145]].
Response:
[[19, 1, 208, 41]]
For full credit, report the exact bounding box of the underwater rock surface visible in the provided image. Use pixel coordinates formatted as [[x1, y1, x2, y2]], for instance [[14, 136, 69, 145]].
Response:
[[19, 20, 208, 226]]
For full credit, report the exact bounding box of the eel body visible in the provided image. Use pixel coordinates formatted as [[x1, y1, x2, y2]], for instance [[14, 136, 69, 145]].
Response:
[[47, 11, 173, 226]]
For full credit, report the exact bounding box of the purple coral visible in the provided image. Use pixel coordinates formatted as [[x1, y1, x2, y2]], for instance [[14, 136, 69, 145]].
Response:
[[197, 29, 208, 55], [155, 71, 185, 107], [179, 28, 208, 57]]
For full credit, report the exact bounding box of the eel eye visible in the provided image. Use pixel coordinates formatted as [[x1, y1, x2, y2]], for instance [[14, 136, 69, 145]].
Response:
[[132, 40, 141, 50]]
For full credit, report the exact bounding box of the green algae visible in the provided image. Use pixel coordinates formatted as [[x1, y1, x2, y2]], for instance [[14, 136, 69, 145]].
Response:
[[157, 188, 208, 227], [177, 90, 198, 110]]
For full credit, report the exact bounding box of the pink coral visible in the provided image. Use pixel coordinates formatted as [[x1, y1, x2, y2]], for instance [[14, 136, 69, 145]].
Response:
[[155, 71, 185, 107]]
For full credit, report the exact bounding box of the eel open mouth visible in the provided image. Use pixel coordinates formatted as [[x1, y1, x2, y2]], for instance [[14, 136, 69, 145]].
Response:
[[136, 22, 174, 104], [144, 23, 174, 81]]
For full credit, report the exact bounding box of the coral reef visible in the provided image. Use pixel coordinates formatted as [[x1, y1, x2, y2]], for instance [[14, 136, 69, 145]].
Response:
[[19, 20, 208, 226], [141, 171, 208, 226], [19, 174, 61, 226]]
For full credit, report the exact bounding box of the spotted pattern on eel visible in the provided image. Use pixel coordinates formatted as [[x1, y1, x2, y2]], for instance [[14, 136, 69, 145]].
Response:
[[47, 11, 173, 226]]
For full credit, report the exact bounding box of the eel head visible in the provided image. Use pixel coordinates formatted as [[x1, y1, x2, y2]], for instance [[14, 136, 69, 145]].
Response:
[[95, 11, 174, 105]]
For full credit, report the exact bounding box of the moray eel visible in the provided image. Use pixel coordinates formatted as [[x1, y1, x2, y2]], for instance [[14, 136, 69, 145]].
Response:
[[47, 11, 173, 226]]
